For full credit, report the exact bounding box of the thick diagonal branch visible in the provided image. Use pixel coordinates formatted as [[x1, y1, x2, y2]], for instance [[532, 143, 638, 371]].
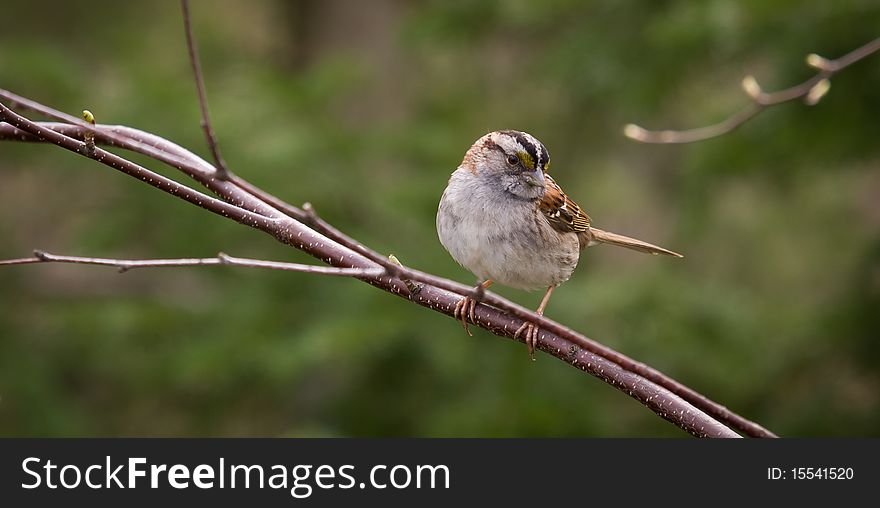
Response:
[[0, 94, 768, 438]]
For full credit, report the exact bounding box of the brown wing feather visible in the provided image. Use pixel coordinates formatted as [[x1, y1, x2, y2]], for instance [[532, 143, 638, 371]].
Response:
[[538, 174, 591, 235], [538, 175, 683, 256]]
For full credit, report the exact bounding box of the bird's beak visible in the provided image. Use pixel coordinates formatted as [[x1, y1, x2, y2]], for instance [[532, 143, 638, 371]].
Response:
[[523, 169, 545, 188]]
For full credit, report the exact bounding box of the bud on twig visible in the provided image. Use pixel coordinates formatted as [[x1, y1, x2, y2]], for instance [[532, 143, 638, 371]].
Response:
[[806, 53, 834, 72], [804, 79, 831, 106], [741, 75, 762, 100], [81, 109, 96, 156], [388, 254, 422, 296], [622, 124, 648, 142]]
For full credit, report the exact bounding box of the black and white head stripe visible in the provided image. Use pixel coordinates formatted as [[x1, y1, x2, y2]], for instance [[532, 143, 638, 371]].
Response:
[[491, 130, 550, 171]]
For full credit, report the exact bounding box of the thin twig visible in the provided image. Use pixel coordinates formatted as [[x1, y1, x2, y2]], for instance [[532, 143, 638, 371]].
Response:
[[180, 0, 231, 180], [0, 250, 384, 277], [0, 94, 774, 437], [624, 36, 880, 143]]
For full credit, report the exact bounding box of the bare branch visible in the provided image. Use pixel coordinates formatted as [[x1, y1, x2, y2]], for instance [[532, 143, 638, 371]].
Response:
[[180, 0, 231, 180], [0, 93, 774, 437], [0, 250, 384, 277], [624, 36, 880, 144], [0, 92, 774, 437]]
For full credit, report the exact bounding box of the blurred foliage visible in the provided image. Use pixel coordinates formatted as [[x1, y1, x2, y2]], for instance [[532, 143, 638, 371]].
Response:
[[1, 0, 879, 436]]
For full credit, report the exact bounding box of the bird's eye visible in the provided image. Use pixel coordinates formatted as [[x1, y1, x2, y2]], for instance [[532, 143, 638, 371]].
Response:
[[506, 154, 519, 166]]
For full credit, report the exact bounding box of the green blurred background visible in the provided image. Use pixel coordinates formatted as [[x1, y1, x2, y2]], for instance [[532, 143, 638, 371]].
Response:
[[1, 0, 878, 437]]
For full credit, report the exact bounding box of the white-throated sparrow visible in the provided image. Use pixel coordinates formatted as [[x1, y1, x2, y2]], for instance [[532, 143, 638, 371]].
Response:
[[437, 130, 682, 358]]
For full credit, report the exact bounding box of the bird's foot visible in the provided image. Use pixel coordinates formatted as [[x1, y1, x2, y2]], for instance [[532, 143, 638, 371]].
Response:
[[514, 321, 540, 361], [453, 294, 479, 336], [452, 280, 492, 337]]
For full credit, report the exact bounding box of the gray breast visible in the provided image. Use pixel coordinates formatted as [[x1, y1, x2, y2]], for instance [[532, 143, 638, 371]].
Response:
[[437, 169, 580, 290]]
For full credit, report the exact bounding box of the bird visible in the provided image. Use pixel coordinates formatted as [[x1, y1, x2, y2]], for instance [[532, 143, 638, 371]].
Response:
[[436, 130, 682, 358]]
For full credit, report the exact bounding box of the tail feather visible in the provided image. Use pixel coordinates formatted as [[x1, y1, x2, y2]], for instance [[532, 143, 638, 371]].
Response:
[[587, 227, 683, 257]]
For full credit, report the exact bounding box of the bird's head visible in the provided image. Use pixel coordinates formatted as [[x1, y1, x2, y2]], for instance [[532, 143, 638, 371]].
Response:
[[461, 130, 550, 201]]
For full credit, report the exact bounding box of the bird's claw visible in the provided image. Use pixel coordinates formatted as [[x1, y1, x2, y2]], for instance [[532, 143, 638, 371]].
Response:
[[514, 321, 540, 361], [453, 295, 478, 336]]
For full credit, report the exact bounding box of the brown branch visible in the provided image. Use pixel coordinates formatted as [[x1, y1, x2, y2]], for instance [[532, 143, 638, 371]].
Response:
[[0, 90, 774, 437], [0, 250, 384, 277], [180, 0, 231, 180], [624, 36, 880, 144], [0, 98, 745, 438]]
